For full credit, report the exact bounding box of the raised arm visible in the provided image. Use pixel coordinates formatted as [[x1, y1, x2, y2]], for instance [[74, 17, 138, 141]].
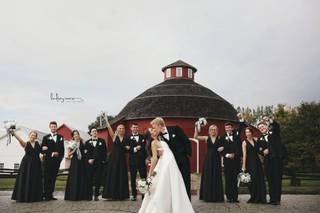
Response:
[[193, 125, 208, 141], [241, 141, 247, 172], [106, 121, 116, 141], [148, 140, 159, 177], [11, 130, 27, 148]]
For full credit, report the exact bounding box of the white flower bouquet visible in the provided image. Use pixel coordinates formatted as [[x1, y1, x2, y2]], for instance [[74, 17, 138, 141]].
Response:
[[136, 171, 157, 195], [196, 117, 207, 132], [237, 172, 251, 187]]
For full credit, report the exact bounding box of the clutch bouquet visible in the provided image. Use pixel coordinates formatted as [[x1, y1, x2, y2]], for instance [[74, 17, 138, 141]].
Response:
[[3, 120, 16, 145], [136, 171, 157, 195], [196, 117, 207, 132], [68, 141, 78, 150], [237, 171, 251, 187]]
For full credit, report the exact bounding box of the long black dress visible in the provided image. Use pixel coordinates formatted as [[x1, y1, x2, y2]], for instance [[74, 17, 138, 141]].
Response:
[[102, 136, 129, 200], [199, 137, 224, 202], [244, 139, 266, 203], [12, 142, 43, 202], [64, 142, 90, 201]]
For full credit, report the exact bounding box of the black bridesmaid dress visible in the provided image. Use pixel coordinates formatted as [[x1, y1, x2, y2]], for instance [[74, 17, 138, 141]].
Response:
[[102, 136, 129, 200], [12, 142, 43, 202], [199, 137, 224, 202], [64, 142, 90, 201], [244, 139, 266, 203]]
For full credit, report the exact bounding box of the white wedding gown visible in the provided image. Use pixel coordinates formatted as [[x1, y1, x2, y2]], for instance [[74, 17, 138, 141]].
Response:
[[138, 141, 194, 213]]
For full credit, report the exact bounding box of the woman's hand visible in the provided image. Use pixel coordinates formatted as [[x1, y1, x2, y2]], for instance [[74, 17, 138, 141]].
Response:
[[263, 149, 269, 156]]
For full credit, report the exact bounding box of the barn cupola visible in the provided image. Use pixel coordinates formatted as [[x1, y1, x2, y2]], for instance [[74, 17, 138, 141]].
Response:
[[161, 60, 197, 81]]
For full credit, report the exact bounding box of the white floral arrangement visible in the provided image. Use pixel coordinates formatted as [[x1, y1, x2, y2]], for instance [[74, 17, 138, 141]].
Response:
[[68, 141, 78, 150], [136, 171, 157, 195], [196, 117, 207, 132], [237, 172, 251, 187]]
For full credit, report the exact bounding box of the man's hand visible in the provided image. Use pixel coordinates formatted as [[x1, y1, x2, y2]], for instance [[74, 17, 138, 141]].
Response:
[[88, 159, 95, 165], [263, 149, 269, 156], [125, 146, 130, 150], [42, 146, 48, 151], [136, 145, 141, 150], [217, 147, 224, 152], [52, 152, 59, 157]]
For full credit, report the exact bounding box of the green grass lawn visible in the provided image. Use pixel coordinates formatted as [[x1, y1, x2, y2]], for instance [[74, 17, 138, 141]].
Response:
[[1, 174, 319, 194]]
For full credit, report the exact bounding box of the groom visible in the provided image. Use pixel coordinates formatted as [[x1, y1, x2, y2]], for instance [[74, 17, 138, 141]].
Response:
[[151, 117, 192, 199]]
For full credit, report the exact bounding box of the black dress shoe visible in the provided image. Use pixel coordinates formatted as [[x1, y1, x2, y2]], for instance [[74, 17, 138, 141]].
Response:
[[51, 197, 58, 200], [94, 196, 99, 201], [234, 200, 240, 203], [44, 197, 51, 201], [227, 199, 233, 203]]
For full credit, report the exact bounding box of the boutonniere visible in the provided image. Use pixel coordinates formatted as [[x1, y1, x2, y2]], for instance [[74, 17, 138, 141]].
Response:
[[130, 136, 134, 139], [60, 137, 63, 141], [142, 139, 145, 142], [84, 149, 87, 154], [269, 131, 273, 135], [49, 136, 53, 140], [236, 131, 239, 136], [225, 136, 228, 140], [99, 142, 102, 146], [259, 147, 263, 151], [172, 134, 176, 138]]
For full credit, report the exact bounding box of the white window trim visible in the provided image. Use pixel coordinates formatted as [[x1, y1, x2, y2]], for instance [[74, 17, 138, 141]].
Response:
[[176, 67, 182, 77], [188, 68, 193, 78], [166, 68, 171, 78]]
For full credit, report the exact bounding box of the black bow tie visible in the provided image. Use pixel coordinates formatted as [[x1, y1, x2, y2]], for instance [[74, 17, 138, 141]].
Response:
[[52, 134, 57, 136], [133, 134, 139, 136], [162, 132, 168, 135], [91, 139, 97, 141]]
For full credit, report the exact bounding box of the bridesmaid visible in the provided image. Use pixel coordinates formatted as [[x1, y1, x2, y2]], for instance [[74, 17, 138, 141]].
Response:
[[194, 124, 224, 202], [241, 127, 266, 203], [11, 129, 43, 202], [64, 130, 90, 201], [102, 118, 129, 200]]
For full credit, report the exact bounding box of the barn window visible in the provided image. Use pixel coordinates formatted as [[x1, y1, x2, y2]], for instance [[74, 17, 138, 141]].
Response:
[[188, 68, 193, 78], [0, 163, 4, 169], [176, 67, 182, 77], [14, 163, 20, 170], [166, 68, 171, 78]]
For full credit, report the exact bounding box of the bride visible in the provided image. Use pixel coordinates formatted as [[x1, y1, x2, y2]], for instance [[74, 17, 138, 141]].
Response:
[[138, 128, 194, 213]]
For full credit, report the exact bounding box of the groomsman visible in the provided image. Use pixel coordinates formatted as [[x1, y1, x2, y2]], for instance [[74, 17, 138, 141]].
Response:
[[84, 127, 107, 201], [41, 121, 65, 201], [127, 123, 147, 201], [221, 113, 246, 203], [258, 118, 285, 205]]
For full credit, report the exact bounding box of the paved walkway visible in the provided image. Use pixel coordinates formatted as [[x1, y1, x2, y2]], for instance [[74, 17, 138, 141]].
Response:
[[0, 192, 319, 213]]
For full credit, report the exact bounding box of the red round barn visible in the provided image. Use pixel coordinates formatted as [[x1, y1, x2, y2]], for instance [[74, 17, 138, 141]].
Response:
[[98, 60, 250, 173]]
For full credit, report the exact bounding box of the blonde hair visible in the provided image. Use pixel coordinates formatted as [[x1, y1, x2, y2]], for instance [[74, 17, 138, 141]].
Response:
[[150, 117, 165, 127]]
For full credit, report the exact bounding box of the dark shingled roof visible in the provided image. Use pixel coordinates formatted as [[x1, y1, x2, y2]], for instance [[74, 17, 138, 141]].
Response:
[[111, 79, 237, 123], [161, 60, 197, 72]]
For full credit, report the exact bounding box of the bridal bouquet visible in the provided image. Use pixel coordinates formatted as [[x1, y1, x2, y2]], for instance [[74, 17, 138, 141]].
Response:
[[237, 172, 251, 187], [136, 171, 157, 195]]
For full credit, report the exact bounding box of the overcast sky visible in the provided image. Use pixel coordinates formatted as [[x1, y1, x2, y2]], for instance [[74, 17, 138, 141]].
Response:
[[0, 0, 319, 133]]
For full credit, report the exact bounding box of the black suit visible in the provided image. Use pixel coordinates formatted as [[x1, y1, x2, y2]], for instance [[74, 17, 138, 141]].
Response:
[[258, 121, 284, 203], [159, 125, 192, 199], [221, 121, 246, 201], [127, 134, 147, 198], [41, 134, 64, 199], [84, 138, 107, 198]]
